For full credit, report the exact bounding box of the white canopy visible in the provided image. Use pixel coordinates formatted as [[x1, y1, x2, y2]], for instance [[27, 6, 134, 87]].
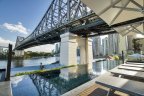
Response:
[[81, 0, 144, 36]]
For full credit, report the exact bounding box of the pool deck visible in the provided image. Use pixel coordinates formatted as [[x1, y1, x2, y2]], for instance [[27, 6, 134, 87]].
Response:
[[0, 69, 12, 96], [0, 81, 13, 96], [78, 83, 128, 96], [11, 63, 61, 76], [62, 76, 128, 96]]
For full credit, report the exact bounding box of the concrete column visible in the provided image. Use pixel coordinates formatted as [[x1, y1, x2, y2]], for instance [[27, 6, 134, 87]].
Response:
[[60, 32, 78, 66], [85, 38, 93, 72], [60, 33, 93, 66], [77, 37, 86, 65], [60, 32, 93, 78], [118, 35, 127, 54], [14, 50, 24, 57]]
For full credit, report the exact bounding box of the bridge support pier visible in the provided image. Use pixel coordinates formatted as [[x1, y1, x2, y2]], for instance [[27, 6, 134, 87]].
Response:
[[14, 50, 24, 57], [60, 33, 77, 66], [60, 32, 93, 79]]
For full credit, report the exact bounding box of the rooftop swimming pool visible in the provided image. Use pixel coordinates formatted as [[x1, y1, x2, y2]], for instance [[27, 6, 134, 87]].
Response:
[[11, 60, 121, 96]]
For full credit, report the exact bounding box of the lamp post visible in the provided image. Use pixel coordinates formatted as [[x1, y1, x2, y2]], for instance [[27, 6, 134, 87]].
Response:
[[5, 44, 12, 81], [122, 50, 124, 64]]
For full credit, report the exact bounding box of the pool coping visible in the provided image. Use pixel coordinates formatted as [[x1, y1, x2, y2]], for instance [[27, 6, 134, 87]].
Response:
[[0, 81, 13, 96], [61, 77, 98, 96]]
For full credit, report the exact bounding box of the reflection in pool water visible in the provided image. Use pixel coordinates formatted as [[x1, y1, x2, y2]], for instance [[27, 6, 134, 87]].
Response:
[[11, 60, 121, 96], [92, 60, 121, 75]]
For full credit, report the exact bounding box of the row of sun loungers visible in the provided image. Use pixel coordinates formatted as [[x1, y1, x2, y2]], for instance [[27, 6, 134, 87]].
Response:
[[95, 62, 144, 96]]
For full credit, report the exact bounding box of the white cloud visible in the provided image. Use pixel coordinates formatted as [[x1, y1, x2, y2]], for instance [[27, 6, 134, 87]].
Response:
[[2, 22, 29, 34], [0, 37, 15, 47], [0, 37, 54, 52], [25, 44, 55, 52]]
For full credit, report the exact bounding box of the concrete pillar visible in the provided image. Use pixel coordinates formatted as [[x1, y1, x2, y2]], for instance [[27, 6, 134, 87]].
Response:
[[60, 32, 77, 66], [118, 35, 127, 54], [77, 37, 93, 71], [60, 32, 93, 79], [14, 50, 24, 57], [77, 37, 86, 65], [85, 38, 93, 72]]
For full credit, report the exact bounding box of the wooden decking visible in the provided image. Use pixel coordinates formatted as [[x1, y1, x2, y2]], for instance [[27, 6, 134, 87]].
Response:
[[78, 83, 128, 96], [62, 75, 129, 96]]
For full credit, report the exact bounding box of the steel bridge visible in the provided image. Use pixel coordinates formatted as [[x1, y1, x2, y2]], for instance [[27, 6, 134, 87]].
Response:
[[14, 0, 115, 50]]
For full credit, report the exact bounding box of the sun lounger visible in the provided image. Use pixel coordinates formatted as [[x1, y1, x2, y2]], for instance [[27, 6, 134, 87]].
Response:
[[122, 64, 144, 68], [118, 66, 144, 72], [110, 67, 144, 79], [96, 74, 144, 96], [126, 62, 144, 65]]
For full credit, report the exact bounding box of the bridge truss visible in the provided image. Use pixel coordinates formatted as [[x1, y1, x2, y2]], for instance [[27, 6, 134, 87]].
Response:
[[15, 0, 115, 50]]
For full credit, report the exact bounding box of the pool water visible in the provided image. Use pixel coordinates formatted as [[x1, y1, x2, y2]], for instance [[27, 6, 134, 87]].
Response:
[[11, 60, 121, 96]]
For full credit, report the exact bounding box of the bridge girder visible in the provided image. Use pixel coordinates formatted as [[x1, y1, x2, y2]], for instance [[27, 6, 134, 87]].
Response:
[[15, 0, 115, 50]]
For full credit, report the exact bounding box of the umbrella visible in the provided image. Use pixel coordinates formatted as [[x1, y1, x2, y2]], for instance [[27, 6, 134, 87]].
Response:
[[81, 0, 144, 36]]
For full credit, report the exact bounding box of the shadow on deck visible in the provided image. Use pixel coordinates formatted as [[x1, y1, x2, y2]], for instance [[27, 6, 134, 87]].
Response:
[[78, 84, 128, 96]]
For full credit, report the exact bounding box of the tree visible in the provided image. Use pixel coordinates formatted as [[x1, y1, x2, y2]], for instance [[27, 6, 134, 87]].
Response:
[[133, 39, 142, 53]]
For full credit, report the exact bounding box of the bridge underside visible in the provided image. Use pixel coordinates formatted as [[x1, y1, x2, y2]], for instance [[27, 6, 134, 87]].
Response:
[[15, 0, 125, 50], [15, 15, 115, 50], [15, 0, 144, 50]]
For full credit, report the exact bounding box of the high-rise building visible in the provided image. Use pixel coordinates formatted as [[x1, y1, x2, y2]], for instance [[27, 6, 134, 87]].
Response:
[[107, 33, 119, 55], [127, 35, 135, 50], [55, 43, 60, 54], [0, 47, 3, 54], [92, 33, 127, 57], [102, 37, 109, 56], [114, 34, 119, 54], [118, 34, 128, 54], [92, 36, 101, 58]]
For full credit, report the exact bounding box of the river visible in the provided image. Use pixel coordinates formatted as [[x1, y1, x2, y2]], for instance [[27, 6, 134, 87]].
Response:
[[0, 57, 57, 68]]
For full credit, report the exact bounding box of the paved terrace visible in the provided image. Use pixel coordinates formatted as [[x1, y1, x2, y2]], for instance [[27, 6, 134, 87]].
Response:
[[0, 81, 13, 96], [62, 73, 128, 96]]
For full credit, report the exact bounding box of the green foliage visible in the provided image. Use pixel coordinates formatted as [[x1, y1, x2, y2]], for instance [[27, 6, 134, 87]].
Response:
[[24, 51, 53, 58], [127, 50, 134, 55], [0, 54, 7, 59], [15, 65, 76, 76], [133, 39, 142, 53], [113, 55, 119, 60]]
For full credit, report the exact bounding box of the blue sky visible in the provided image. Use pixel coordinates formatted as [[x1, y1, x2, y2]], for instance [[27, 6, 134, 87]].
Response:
[[0, 0, 55, 52]]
